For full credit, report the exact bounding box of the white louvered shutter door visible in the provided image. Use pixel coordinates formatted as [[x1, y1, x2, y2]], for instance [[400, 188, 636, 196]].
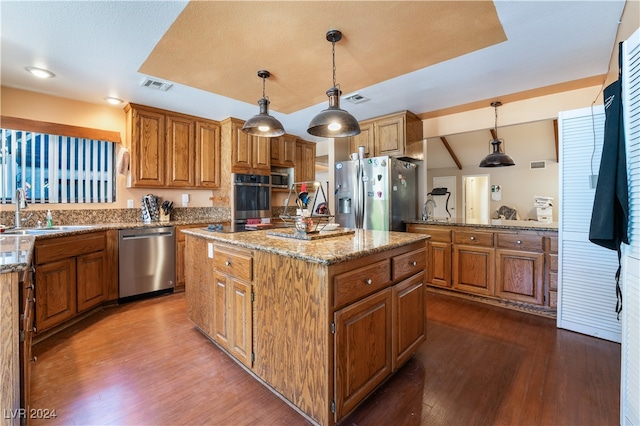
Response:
[[622, 26, 640, 426], [558, 106, 621, 343]]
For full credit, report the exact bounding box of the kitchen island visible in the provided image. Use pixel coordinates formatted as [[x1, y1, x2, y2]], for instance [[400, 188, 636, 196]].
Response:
[[183, 227, 429, 426], [405, 219, 558, 315]]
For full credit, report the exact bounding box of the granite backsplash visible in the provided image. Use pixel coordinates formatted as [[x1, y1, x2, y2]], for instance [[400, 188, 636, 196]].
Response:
[[1, 207, 230, 228]]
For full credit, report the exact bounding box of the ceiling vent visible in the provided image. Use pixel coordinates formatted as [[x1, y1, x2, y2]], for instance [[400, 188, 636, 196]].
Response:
[[530, 160, 547, 170], [344, 93, 369, 104], [141, 78, 173, 91]]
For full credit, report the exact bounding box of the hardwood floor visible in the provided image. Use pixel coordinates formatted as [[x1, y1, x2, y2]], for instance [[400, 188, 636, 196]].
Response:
[[30, 290, 620, 426]]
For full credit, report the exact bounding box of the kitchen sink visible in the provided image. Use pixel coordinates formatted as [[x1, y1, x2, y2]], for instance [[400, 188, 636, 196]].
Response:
[[2, 225, 101, 235]]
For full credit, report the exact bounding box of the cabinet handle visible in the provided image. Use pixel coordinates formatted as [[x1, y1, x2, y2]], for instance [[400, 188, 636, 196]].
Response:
[[27, 284, 34, 290], [364, 278, 372, 285], [33, 326, 37, 333], [470, 236, 476, 240], [411, 261, 417, 266], [516, 240, 522, 244], [30, 356, 37, 363], [225, 260, 231, 266]]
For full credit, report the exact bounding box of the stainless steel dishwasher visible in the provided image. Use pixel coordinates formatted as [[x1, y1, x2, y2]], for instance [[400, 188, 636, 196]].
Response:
[[118, 226, 176, 301]]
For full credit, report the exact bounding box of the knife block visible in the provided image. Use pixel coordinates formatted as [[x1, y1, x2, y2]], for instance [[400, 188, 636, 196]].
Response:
[[160, 211, 171, 223]]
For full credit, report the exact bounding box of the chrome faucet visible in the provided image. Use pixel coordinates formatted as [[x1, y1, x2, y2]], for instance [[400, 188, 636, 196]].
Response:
[[15, 188, 28, 228], [422, 197, 437, 221]]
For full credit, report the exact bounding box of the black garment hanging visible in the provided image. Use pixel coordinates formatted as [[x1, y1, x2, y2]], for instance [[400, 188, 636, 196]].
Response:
[[588, 42, 629, 317]]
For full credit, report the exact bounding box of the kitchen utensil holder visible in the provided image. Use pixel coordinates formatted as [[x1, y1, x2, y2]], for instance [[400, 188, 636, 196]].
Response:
[[280, 181, 334, 233]]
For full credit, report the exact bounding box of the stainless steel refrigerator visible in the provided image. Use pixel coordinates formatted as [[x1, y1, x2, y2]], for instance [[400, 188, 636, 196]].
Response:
[[334, 156, 417, 231]]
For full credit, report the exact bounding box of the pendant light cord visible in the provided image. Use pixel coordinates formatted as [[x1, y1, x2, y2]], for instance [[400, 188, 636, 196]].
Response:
[[494, 104, 499, 139], [332, 39, 337, 88], [262, 76, 266, 99]]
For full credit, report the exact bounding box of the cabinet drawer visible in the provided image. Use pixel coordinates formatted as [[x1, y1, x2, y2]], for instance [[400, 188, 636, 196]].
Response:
[[35, 232, 106, 264], [453, 230, 493, 247], [392, 248, 426, 281], [214, 245, 253, 282], [549, 235, 558, 253], [334, 259, 391, 309], [549, 253, 558, 272], [425, 228, 451, 243], [496, 234, 543, 252]]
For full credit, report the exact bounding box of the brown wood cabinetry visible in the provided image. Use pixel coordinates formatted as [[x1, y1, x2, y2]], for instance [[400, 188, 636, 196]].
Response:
[[408, 223, 557, 310], [348, 120, 374, 157], [20, 266, 35, 423], [225, 118, 270, 174], [211, 243, 253, 368], [185, 232, 427, 426], [34, 232, 107, 333], [349, 111, 423, 159], [175, 224, 206, 292], [126, 103, 221, 188], [270, 134, 297, 168], [295, 139, 316, 183]]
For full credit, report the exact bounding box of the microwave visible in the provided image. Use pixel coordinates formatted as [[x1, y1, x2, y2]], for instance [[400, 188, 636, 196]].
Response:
[[271, 172, 289, 188]]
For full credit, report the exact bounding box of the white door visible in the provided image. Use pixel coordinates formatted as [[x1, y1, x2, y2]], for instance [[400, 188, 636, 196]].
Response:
[[462, 175, 489, 223], [432, 176, 456, 219]]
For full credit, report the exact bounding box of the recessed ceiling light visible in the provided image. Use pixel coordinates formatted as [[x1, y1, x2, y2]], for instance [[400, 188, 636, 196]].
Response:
[[103, 96, 124, 105], [25, 66, 55, 79]]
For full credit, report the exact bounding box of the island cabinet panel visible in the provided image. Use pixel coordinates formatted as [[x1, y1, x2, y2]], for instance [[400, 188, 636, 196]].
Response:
[[212, 273, 229, 347], [391, 247, 426, 281], [252, 251, 331, 426], [334, 288, 393, 419], [333, 259, 390, 309], [185, 237, 214, 334], [393, 271, 426, 369]]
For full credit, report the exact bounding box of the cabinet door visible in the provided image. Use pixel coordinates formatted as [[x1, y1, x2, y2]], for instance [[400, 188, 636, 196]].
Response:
[[232, 124, 252, 173], [349, 120, 374, 158], [271, 135, 297, 167], [131, 107, 165, 187], [195, 120, 221, 188], [375, 114, 405, 157], [35, 258, 77, 332], [212, 272, 229, 348], [166, 114, 196, 187], [334, 289, 392, 419], [295, 140, 316, 183], [452, 245, 495, 296], [252, 135, 271, 172], [393, 272, 426, 369], [495, 249, 544, 305], [229, 278, 253, 368], [76, 251, 107, 313], [428, 242, 452, 287]]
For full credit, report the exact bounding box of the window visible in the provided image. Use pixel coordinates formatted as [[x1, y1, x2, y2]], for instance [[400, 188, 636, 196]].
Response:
[[0, 128, 116, 203]]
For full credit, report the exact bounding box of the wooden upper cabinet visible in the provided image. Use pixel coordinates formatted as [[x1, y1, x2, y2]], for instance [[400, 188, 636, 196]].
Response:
[[196, 121, 221, 188], [230, 119, 270, 174], [295, 139, 316, 183], [270, 134, 297, 168], [349, 111, 423, 159], [125, 103, 221, 188], [127, 104, 165, 187], [349, 120, 374, 158], [166, 114, 196, 187]]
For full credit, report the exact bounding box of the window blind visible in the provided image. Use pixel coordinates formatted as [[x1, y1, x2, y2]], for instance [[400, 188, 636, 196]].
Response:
[[0, 129, 115, 204]]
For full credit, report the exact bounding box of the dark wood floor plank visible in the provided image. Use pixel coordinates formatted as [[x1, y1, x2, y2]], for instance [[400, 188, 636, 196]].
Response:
[[30, 290, 620, 426]]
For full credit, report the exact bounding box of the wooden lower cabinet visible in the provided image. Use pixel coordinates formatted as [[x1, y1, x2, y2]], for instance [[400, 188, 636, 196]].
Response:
[[34, 232, 108, 334], [334, 289, 392, 418], [175, 224, 206, 292], [185, 233, 427, 426], [408, 223, 557, 310]]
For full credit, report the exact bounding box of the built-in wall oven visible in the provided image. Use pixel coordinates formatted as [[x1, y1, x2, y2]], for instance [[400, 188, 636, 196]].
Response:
[[231, 173, 271, 231]]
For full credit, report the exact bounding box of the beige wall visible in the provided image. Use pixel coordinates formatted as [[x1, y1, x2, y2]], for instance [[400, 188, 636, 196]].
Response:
[[1, 87, 216, 212]]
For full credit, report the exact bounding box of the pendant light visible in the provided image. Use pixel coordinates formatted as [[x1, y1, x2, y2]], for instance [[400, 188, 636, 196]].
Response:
[[307, 30, 361, 138], [242, 70, 285, 137], [479, 101, 515, 167]]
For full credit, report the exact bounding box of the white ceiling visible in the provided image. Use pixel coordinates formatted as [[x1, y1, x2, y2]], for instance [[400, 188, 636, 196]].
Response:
[[0, 1, 626, 144]]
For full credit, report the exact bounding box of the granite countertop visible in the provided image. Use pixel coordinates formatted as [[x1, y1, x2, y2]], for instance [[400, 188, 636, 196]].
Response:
[[0, 234, 35, 273], [0, 218, 221, 273], [184, 228, 430, 266], [405, 218, 558, 232]]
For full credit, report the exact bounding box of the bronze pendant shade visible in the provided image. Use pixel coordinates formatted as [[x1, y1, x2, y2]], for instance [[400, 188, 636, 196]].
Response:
[[242, 70, 285, 137], [307, 30, 361, 138], [479, 101, 515, 167]]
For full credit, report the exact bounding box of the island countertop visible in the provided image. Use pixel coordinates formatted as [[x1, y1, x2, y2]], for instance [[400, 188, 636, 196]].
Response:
[[0, 235, 35, 273], [183, 227, 429, 265]]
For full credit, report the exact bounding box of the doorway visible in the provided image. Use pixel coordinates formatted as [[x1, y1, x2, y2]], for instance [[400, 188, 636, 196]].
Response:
[[462, 175, 490, 223], [432, 176, 457, 219]]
